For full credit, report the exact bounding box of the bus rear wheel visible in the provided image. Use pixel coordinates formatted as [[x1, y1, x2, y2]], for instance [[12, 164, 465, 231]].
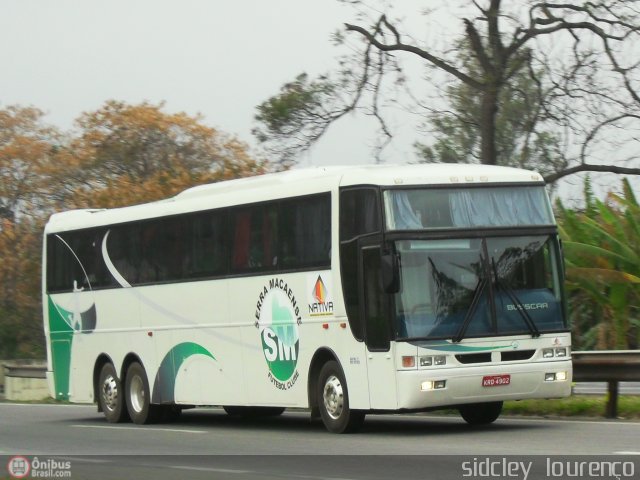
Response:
[[125, 362, 161, 424], [317, 361, 365, 433], [459, 401, 503, 425], [98, 363, 129, 423]]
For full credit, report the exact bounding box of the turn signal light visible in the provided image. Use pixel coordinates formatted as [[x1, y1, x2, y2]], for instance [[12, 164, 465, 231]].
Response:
[[402, 356, 416, 368]]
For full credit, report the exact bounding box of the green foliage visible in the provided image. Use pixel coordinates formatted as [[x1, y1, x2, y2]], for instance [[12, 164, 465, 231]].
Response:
[[503, 396, 640, 419], [557, 179, 640, 350], [253, 73, 343, 167], [415, 47, 566, 178]]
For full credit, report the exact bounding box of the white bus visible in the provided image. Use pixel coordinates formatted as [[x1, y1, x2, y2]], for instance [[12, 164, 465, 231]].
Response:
[[43, 164, 572, 433]]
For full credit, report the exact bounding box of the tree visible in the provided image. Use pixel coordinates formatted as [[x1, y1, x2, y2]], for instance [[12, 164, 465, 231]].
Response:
[[0, 218, 45, 358], [254, 1, 640, 182], [557, 178, 640, 349], [67, 100, 267, 208], [0, 100, 268, 359], [414, 43, 567, 179], [0, 105, 61, 222]]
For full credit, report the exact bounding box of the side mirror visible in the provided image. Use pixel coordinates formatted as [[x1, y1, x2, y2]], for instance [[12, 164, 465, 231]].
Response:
[[381, 253, 400, 294]]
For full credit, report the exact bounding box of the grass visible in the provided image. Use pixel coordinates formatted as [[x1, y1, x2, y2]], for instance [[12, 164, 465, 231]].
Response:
[[503, 395, 640, 419]]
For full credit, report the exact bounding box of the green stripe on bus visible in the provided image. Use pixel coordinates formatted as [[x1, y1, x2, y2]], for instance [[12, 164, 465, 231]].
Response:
[[152, 342, 215, 403]]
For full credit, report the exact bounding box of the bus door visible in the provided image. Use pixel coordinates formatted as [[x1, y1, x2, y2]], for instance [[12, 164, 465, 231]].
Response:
[[360, 244, 397, 409]]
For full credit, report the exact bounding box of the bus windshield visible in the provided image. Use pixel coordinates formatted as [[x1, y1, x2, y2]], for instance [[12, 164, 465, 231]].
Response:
[[394, 235, 566, 341], [384, 186, 553, 229]]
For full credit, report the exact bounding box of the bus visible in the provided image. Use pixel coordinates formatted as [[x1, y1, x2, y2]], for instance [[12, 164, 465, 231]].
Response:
[[42, 164, 572, 433]]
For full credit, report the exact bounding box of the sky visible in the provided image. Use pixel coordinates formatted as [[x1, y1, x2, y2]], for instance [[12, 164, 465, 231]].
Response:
[[0, 0, 398, 166], [0, 1, 636, 203]]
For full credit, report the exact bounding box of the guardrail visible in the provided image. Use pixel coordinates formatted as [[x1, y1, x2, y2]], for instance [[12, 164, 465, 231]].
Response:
[[572, 350, 640, 418], [2, 363, 48, 401]]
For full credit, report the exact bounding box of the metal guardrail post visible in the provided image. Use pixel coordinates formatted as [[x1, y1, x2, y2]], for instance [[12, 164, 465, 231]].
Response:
[[606, 381, 619, 418]]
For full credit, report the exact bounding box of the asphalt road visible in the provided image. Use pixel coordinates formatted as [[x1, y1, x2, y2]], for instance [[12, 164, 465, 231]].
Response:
[[1, 403, 639, 479]]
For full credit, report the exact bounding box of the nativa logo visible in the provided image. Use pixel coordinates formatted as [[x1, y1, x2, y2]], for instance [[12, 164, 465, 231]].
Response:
[[255, 278, 301, 390]]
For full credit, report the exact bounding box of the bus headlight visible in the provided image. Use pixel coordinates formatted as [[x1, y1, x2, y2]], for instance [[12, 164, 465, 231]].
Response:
[[555, 347, 567, 357], [421, 380, 446, 391], [543, 347, 569, 358], [419, 356, 432, 367], [418, 355, 447, 367], [434, 356, 446, 366], [545, 372, 568, 382]]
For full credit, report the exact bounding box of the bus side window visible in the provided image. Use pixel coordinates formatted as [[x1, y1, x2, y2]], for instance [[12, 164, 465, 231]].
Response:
[[279, 194, 331, 270], [233, 210, 252, 270], [232, 205, 278, 272]]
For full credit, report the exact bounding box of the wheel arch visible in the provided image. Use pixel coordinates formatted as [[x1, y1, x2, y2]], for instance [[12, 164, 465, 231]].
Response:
[[307, 347, 340, 411]]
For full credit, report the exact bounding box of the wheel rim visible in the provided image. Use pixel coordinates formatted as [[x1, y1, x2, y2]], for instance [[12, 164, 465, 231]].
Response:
[[323, 374, 344, 420], [101, 374, 119, 412], [129, 374, 145, 413]]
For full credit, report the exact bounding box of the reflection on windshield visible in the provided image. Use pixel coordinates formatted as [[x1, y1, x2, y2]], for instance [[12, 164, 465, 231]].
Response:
[[395, 236, 565, 341]]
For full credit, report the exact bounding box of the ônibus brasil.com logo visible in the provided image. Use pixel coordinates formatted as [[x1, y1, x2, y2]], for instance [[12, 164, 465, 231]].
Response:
[[7, 456, 30, 478], [7, 456, 72, 478]]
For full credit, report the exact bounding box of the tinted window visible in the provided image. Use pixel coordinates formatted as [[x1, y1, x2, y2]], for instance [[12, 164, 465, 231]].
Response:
[[231, 204, 278, 272], [47, 193, 331, 293], [280, 195, 331, 269], [47, 229, 113, 292], [339, 188, 380, 242], [362, 246, 390, 350]]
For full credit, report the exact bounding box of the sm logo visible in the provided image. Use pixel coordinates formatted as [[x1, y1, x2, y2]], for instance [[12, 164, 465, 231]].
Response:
[[255, 281, 301, 388], [261, 326, 299, 382]]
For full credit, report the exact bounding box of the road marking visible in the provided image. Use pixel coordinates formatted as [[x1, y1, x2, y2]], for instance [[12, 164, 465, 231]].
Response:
[[170, 466, 251, 474], [0, 403, 94, 408], [70, 424, 206, 434], [170, 466, 359, 480], [59, 457, 112, 464], [614, 451, 640, 455]]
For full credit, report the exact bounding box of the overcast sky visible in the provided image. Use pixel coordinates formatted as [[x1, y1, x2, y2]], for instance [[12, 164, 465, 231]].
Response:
[[1, 1, 635, 202], [1, 0, 412, 166]]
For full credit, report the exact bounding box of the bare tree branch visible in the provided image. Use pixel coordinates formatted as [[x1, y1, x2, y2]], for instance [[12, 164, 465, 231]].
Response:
[[345, 16, 485, 90], [544, 163, 640, 183]]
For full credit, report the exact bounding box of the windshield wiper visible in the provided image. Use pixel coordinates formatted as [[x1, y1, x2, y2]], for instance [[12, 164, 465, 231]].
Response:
[[452, 276, 487, 343], [491, 259, 540, 338]]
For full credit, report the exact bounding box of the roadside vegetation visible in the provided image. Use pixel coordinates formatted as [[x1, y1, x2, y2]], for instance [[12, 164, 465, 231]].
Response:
[[504, 395, 640, 420]]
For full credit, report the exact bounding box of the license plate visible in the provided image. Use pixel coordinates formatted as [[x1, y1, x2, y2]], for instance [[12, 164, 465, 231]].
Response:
[[482, 374, 511, 387]]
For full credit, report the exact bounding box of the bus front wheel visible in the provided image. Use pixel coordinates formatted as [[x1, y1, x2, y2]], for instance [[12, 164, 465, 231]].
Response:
[[98, 363, 129, 423], [125, 362, 161, 424], [459, 401, 503, 426], [317, 361, 365, 433]]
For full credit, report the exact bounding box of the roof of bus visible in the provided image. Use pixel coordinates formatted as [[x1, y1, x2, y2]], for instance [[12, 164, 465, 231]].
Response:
[[45, 163, 545, 233]]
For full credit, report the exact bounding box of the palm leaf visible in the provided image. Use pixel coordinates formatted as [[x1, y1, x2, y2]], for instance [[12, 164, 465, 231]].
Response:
[[566, 267, 640, 284], [563, 241, 630, 266]]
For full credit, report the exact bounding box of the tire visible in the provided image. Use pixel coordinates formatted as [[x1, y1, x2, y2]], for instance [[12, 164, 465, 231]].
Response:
[[459, 401, 503, 425], [97, 363, 129, 423], [125, 362, 161, 425], [223, 406, 285, 417], [317, 360, 365, 433]]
